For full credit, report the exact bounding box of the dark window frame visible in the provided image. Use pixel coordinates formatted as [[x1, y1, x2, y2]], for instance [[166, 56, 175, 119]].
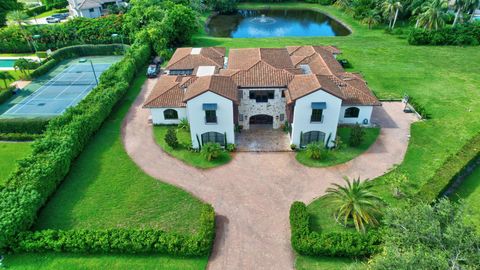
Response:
[[249, 90, 275, 103], [205, 110, 217, 124], [163, 109, 178, 120], [201, 132, 225, 146], [344, 107, 360, 118], [301, 131, 326, 147], [310, 109, 323, 122], [169, 69, 193, 76]]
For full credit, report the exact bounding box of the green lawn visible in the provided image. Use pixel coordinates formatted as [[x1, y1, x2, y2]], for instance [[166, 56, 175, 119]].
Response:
[[28, 8, 69, 19], [0, 70, 26, 90], [295, 256, 366, 270], [153, 125, 232, 169], [296, 127, 380, 167], [452, 166, 480, 231], [0, 142, 31, 186], [4, 253, 207, 270], [192, 2, 480, 269], [5, 74, 208, 269]]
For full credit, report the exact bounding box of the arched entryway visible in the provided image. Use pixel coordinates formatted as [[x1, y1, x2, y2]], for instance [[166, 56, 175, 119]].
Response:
[[249, 114, 273, 125]]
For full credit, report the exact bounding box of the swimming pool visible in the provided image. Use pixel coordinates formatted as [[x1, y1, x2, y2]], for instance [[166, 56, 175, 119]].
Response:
[[0, 59, 15, 68]]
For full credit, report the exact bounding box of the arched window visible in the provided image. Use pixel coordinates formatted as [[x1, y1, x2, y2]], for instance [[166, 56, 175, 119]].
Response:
[[300, 131, 326, 147], [201, 132, 225, 146], [344, 107, 360, 118], [164, 109, 178, 120]]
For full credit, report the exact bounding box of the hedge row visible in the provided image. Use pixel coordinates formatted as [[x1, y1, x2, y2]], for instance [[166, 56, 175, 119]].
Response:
[[10, 204, 215, 256], [290, 202, 382, 257], [30, 44, 126, 78], [0, 42, 150, 251], [25, 2, 67, 17], [408, 22, 480, 46], [0, 118, 50, 134], [417, 133, 480, 202], [0, 133, 43, 141]]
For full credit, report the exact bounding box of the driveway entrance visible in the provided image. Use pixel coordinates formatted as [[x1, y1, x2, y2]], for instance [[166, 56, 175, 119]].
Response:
[[249, 114, 273, 125], [235, 124, 291, 152]]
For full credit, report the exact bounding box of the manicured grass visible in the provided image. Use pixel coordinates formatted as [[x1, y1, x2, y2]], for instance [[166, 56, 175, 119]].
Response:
[[153, 125, 232, 169], [0, 53, 36, 57], [0, 142, 31, 186], [33, 74, 206, 233], [452, 166, 480, 230], [295, 256, 366, 270], [194, 2, 480, 268], [4, 253, 207, 270], [28, 8, 68, 19], [296, 127, 380, 167]]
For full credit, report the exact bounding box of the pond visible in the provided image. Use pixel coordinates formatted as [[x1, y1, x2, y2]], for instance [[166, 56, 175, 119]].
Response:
[[206, 9, 350, 38]]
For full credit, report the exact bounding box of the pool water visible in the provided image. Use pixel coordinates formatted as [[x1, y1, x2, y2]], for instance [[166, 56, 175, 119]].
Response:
[[206, 9, 350, 38], [0, 59, 15, 68]]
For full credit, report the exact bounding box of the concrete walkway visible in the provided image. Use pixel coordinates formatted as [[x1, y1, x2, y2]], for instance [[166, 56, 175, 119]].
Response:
[[121, 78, 418, 270]]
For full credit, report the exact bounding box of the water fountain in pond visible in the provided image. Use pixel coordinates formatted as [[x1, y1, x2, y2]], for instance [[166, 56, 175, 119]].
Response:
[[250, 14, 276, 25]]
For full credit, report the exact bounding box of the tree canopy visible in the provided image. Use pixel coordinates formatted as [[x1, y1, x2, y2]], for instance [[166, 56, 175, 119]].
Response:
[[0, 0, 21, 26]]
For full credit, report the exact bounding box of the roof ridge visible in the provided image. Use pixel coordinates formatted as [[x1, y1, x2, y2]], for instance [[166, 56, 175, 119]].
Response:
[[144, 80, 180, 107], [288, 46, 303, 55]]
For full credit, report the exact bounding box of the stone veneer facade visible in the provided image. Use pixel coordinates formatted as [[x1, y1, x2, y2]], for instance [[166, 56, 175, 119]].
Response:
[[237, 88, 286, 130]]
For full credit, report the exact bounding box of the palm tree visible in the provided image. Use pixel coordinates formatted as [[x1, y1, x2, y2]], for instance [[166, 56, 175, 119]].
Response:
[[362, 10, 382, 29], [0, 72, 15, 89], [453, 0, 480, 25], [6, 10, 34, 52], [416, 0, 448, 30], [382, 0, 403, 29], [325, 177, 384, 233]]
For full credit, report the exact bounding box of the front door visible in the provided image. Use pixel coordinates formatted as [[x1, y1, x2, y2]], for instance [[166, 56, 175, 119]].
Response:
[[249, 114, 273, 125]]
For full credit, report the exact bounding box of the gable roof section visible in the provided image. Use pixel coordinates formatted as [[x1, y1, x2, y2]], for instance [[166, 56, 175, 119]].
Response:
[[287, 74, 344, 102], [166, 47, 226, 71], [183, 75, 238, 103], [143, 76, 190, 108], [230, 61, 295, 88], [227, 48, 294, 70]]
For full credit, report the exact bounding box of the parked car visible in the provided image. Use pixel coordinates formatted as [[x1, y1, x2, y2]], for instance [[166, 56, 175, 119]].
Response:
[[146, 64, 160, 78], [46, 17, 60, 23], [51, 13, 69, 20]]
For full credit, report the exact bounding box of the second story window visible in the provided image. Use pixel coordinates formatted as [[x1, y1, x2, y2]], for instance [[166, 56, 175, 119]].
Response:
[[205, 110, 217, 124], [311, 109, 323, 122], [249, 90, 274, 103]]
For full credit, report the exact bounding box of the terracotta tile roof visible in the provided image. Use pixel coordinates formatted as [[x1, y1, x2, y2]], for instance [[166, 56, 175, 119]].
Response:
[[183, 75, 238, 103], [230, 61, 295, 88], [166, 47, 226, 72], [143, 76, 187, 108], [227, 48, 294, 70], [287, 74, 344, 102]]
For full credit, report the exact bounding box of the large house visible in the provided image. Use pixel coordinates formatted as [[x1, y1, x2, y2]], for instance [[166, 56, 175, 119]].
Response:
[[144, 46, 380, 149], [67, 0, 125, 18]]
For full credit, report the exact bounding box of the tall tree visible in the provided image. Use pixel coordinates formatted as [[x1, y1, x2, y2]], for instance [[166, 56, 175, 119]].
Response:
[[382, 0, 403, 29], [325, 177, 384, 233], [453, 0, 480, 25], [0, 0, 21, 26], [362, 10, 382, 29], [369, 199, 480, 270], [416, 0, 448, 29], [6, 10, 35, 52]]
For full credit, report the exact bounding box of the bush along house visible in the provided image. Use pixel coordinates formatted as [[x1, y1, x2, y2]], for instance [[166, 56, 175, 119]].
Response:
[[143, 46, 381, 149]]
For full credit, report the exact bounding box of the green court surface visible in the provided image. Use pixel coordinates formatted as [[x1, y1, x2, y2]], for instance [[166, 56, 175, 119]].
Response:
[[0, 56, 122, 118]]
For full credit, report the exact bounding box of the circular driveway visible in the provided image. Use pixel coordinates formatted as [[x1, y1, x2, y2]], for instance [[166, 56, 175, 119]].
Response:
[[121, 78, 418, 270]]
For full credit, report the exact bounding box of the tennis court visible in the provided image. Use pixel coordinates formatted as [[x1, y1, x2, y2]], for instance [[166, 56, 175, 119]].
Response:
[[1, 56, 121, 118]]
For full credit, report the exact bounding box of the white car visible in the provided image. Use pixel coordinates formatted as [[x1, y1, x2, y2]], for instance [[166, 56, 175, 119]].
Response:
[[46, 17, 60, 24]]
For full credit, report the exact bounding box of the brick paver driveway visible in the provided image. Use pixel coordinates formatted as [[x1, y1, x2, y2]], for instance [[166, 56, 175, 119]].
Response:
[[122, 78, 418, 270]]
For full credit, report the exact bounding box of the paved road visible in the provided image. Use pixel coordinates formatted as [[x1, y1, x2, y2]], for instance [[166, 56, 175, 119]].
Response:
[[121, 78, 418, 270]]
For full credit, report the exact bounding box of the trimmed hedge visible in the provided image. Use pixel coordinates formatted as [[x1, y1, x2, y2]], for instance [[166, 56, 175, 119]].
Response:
[[10, 204, 215, 256], [408, 23, 480, 46], [30, 44, 126, 78], [290, 201, 382, 257], [417, 133, 480, 202], [0, 41, 150, 251], [0, 118, 50, 134], [0, 133, 42, 141]]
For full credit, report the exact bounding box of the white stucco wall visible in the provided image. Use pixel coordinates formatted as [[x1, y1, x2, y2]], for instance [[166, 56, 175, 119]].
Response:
[[291, 90, 342, 147], [186, 91, 235, 148], [150, 108, 187, 125], [237, 88, 286, 129], [338, 106, 373, 125], [78, 7, 102, 18]]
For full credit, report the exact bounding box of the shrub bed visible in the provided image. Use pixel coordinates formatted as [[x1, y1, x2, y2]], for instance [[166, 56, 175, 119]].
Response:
[[0, 88, 14, 104], [0, 118, 50, 134], [408, 23, 480, 46], [0, 41, 150, 251], [417, 132, 480, 202], [290, 201, 382, 257], [10, 204, 215, 256], [30, 44, 126, 78]]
